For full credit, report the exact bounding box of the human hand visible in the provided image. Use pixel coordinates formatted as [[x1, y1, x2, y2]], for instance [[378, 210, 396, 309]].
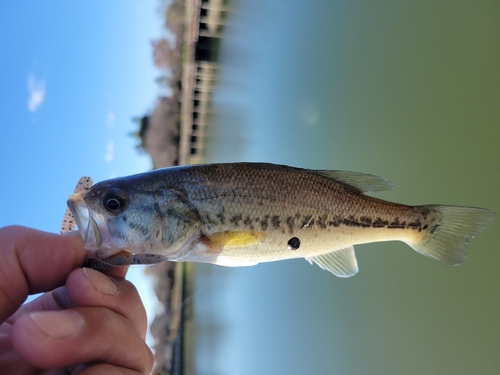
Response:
[[0, 225, 153, 374]]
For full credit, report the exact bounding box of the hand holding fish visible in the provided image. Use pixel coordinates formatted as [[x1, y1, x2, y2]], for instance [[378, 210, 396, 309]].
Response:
[[0, 226, 153, 374]]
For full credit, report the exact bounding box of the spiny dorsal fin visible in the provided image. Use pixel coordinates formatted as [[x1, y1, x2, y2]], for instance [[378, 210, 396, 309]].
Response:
[[305, 246, 359, 277], [314, 170, 395, 193], [60, 176, 93, 234]]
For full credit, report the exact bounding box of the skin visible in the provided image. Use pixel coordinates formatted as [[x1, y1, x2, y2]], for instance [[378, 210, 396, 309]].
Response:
[[0, 225, 154, 375]]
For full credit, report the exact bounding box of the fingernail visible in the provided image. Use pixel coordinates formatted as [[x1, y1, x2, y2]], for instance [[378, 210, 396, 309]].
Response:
[[83, 267, 119, 296], [30, 311, 84, 339]]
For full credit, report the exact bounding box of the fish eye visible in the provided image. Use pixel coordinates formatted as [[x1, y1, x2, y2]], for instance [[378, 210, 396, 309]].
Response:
[[103, 189, 127, 213]]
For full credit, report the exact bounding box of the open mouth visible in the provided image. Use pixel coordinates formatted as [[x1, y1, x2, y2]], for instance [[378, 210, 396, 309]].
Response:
[[67, 193, 89, 236], [67, 193, 103, 252]]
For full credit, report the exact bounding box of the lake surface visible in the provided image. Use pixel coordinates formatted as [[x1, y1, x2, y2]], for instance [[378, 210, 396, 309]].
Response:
[[192, 1, 500, 374]]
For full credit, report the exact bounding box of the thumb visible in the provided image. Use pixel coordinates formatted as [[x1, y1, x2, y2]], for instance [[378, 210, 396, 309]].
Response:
[[0, 226, 87, 323]]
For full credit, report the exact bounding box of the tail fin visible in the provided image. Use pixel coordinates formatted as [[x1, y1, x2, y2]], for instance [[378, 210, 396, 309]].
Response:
[[409, 205, 495, 265]]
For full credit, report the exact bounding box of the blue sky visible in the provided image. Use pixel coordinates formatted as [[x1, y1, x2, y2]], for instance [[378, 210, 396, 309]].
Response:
[[0, 1, 164, 343], [0, 1, 163, 231], [3, 2, 500, 374]]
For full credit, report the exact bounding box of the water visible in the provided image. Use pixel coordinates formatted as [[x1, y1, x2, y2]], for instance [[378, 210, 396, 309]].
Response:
[[193, 1, 500, 374]]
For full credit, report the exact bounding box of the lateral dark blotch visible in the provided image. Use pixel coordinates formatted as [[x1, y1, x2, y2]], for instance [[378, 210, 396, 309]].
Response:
[[420, 208, 430, 220], [260, 215, 269, 231], [301, 215, 313, 228], [230, 214, 243, 226], [328, 217, 340, 227], [388, 218, 406, 229], [216, 213, 225, 224], [271, 215, 281, 229], [286, 216, 295, 234], [408, 221, 422, 231], [341, 216, 368, 228], [243, 216, 254, 230], [317, 214, 328, 229], [359, 216, 372, 225], [372, 218, 389, 228]]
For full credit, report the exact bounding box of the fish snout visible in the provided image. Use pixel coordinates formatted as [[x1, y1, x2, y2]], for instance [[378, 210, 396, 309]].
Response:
[[67, 193, 103, 254], [67, 193, 89, 236]]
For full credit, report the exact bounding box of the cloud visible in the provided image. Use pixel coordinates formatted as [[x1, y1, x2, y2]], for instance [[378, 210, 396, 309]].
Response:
[[27, 75, 46, 112], [104, 140, 114, 163], [107, 111, 115, 127]]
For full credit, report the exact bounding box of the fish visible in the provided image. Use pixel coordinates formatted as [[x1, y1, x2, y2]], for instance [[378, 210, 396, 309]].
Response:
[[66, 163, 495, 277]]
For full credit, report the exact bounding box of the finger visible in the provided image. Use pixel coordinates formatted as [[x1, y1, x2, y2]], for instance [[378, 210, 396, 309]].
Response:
[[12, 307, 154, 374], [65, 268, 148, 338], [0, 226, 86, 323], [78, 363, 146, 375], [6, 268, 147, 338], [103, 264, 129, 279]]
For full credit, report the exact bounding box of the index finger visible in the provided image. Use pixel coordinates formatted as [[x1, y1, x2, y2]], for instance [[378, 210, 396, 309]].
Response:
[[0, 225, 87, 323]]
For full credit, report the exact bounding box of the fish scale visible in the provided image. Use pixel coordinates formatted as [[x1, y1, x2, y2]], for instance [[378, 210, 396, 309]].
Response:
[[66, 163, 495, 277], [185, 192, 425, 266]]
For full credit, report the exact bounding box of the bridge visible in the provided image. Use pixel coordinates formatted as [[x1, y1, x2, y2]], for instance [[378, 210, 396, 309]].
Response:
[[179, 0, 227, 165]]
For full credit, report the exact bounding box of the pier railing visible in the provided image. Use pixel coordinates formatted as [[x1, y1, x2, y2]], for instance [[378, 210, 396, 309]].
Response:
[[179, 0, 226, 165]]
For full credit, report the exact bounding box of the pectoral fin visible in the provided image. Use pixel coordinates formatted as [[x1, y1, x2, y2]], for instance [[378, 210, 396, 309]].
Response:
[[305, 246, 359, 277]]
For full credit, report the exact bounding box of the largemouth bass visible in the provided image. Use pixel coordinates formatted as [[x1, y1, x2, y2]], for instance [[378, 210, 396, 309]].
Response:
[[67, 163, 495, 277]]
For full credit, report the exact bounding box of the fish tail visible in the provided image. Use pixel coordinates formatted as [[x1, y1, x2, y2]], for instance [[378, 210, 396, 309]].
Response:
[[408, 205, 495, 265]]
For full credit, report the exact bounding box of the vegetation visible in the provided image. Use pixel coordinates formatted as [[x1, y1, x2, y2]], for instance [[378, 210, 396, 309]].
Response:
[[130, 0, 185, 165]]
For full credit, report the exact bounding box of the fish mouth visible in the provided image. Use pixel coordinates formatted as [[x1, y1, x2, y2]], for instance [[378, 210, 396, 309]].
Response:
[[67, 193, 109, 256]]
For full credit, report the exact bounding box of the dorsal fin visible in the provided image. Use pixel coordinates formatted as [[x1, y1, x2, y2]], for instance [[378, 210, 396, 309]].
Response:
[[305, 246, 359, 277], [314, 170, 395, 193]]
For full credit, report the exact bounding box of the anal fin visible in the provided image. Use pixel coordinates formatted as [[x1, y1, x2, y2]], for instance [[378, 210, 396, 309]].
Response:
[[305, 246, 359, 277]]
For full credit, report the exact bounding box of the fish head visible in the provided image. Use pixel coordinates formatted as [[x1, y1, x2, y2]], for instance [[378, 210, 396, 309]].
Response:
[[67, 177, 166, 259]]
